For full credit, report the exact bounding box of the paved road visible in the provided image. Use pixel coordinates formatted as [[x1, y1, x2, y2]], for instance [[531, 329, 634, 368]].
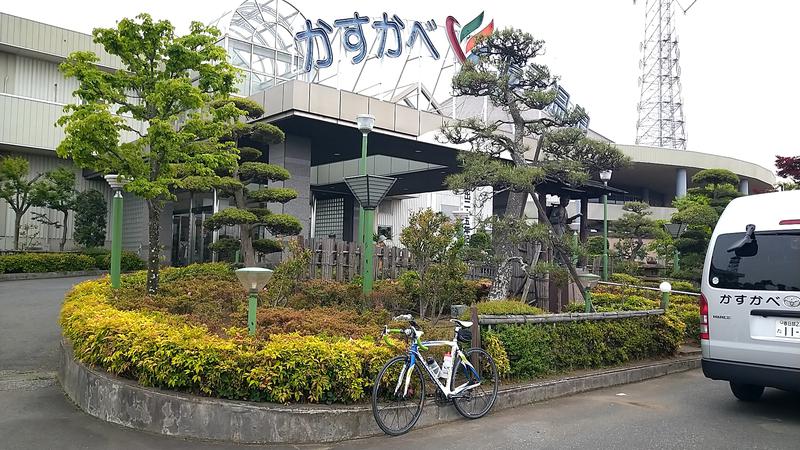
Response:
[[2, 277, 799, 449]]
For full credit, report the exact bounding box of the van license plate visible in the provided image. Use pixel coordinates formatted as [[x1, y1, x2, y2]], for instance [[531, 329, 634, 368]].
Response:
[[776, 319, 800, 339]]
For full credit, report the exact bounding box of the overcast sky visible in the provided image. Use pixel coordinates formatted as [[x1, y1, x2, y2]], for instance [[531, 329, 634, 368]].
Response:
[[3, 0, 798, 172]]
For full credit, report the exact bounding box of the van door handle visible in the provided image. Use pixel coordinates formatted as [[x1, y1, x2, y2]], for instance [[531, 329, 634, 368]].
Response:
[[750, 309, 800, 318]]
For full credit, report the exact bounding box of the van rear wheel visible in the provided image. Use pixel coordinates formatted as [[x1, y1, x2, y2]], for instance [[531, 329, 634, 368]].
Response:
[[730, 382, 764, 401]]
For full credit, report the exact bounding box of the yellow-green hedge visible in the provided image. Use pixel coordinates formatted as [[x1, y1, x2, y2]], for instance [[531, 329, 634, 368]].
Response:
[[60, 280, 393, 404]]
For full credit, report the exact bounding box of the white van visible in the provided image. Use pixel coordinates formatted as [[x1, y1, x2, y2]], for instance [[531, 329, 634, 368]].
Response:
[[701, 190, 800, 401]]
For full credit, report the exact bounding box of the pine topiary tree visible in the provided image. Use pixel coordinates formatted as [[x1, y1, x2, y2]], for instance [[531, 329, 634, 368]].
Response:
[[204, 98, 302, 266]]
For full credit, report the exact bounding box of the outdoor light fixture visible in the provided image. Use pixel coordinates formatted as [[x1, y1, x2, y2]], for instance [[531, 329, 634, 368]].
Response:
[[355, 113, 376, 276], [104, 174, 130, 289], [659, 281, 672, 309], [356, 113, 375, 134], [599, 170, 613, 282], [577, 271, 601, 313], [236, 267, 274, 336], [345, 174, 396, 294], [344, 175, 396, 210], [664, 223, 687, 238], [664, 223, 688, 273]]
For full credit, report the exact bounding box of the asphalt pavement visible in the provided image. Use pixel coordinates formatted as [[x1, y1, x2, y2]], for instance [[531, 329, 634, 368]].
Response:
[[1, 276, 799, 450]]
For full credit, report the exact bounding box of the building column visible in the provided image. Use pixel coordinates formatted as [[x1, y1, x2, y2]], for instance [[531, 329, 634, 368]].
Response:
[[676, 168, 688, 198], [642, 187, 651, 205], [739, 178, 750, 195]]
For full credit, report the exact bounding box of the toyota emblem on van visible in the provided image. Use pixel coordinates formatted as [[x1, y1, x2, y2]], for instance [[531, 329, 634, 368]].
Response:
[[784, 296, 800, 308]]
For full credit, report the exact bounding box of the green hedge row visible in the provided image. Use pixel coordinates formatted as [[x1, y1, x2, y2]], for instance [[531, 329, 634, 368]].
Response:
[[487, 312, 684, 379], [0, 250, 145, 274]]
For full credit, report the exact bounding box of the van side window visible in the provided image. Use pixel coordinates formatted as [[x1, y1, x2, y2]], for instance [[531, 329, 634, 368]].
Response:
[[709, 231, 800, 291]]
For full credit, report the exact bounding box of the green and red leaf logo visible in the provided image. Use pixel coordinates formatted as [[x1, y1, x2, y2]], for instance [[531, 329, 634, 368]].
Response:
[[446, 12, 495, 63]]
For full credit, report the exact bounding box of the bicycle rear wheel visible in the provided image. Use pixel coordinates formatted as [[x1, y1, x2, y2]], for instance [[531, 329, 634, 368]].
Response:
[[450, 348, 498, 419], [371, 355, 426, 436]]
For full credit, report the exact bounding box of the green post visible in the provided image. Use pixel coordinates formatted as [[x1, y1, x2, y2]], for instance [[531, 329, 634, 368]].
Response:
[[673, 249, 680, 274], [362, 208, 375, 294], [235, 249, 241, 264], [358, 132, 368, 245], [248, 291, 257, 336], [602, 193, 609, 281], [584, 287, 593, 313], [110, 190, 123, 289], [661, 290, 670, 310]]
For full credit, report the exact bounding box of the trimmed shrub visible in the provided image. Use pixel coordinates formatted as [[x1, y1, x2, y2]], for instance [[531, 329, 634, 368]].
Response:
[[0, 253, 95, 273], [256, 306, 389, 339], [287, 279, 363, 310], [60, 279, 394, 404], [610, 273, 641, 285], [463, 300, 545, 318], [492, 313, 684, 379], [670, 280, 698, 293]]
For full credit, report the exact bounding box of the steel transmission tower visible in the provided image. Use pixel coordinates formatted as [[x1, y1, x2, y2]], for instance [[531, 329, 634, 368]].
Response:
[[635, 0, 687, 150]]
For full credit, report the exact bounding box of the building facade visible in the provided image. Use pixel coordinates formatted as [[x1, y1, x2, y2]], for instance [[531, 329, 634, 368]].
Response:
[[0, 8, 776, 265]]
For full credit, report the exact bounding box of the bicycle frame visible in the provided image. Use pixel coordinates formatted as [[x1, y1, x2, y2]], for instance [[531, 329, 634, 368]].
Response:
[[394, 330, 481, 399]]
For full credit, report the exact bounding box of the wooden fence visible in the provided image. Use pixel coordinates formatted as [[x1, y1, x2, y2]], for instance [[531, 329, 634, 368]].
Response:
[[295, 237, 542, 297]]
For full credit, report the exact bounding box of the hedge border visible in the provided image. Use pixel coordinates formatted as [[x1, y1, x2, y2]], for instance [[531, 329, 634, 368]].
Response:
[[59, 339, 700, 444], [0, 270, 107, 282]]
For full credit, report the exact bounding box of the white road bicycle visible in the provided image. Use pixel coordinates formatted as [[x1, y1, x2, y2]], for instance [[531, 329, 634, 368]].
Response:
[[371, 315, 498, 436]]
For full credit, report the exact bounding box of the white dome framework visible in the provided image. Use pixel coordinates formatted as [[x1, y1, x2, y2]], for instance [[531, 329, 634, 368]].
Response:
[[209, 0, 312, 95]]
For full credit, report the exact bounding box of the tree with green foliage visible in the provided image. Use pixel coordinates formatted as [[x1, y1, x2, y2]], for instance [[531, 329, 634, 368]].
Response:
[[670, 168, 741, 279], [612, 202, 659, 261], [0, 156, 47, 250], [30, 167, 77, 251], [57, 14, 241, 293], [72, 189, 108, 248], [400, 209, 467, 322], [440, 29, 629, 299], [202, 97, 302, 266]]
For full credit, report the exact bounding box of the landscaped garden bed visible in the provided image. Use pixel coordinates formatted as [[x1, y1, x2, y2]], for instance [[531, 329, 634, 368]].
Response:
[[60, 263, 694, 405]]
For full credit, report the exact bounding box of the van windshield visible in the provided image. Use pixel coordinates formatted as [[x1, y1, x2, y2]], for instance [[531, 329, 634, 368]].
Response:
[[709, 231, 800, 291]]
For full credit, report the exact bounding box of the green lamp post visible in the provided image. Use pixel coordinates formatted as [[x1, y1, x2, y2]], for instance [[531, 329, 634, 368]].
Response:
[[659, 281, 672, 310], [104, 174, 129, 289], [356, 114, 375, 247], [664, 223, 687, 274], [599, 169, 613, 281], [235, 267, 273, 336], [577, 271, 601, 313], [344, 174, 396, 294]]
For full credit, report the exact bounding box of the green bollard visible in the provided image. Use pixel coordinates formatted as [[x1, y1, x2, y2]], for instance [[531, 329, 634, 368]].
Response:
[[661, 290, 670, 310], [584, 287, 593, 313], [248, 291, 257, 336]]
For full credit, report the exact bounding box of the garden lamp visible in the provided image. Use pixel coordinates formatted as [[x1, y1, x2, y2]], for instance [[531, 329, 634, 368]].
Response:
[[104, 174, 130, 289], [577, 271, 601, 313], [599, 169, 612, 282], [664, 223, 687, 273], [355, 113, 376, 274], [235, 267, 274, 336], [659, 281, 672, 310]]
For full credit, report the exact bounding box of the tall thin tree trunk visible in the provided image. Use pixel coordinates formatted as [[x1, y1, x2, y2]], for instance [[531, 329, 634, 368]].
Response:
[[13, 213, 21, 250], [146, 200, 162, 294], [60, 210, 69, 252], [233, 183, 255, 266]]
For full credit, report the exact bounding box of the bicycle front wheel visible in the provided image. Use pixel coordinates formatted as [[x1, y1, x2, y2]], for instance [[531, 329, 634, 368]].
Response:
[[371, 355, 426, 436], [450, 348, 498, 419]]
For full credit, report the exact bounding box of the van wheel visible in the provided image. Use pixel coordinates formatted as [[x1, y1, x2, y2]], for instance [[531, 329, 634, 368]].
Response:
[[730, 382, 764, 401]]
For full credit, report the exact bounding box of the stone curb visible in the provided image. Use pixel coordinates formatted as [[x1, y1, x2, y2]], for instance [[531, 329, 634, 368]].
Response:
[[0, 270, 107, 282], [59, 340, 700, 444]]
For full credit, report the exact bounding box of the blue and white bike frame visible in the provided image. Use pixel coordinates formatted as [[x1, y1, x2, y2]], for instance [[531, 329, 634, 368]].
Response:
[[395, 327, 482, 399]]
